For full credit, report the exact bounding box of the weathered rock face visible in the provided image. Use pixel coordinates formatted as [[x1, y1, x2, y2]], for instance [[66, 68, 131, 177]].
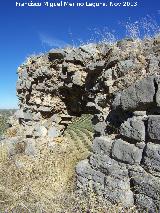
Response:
[[3, 35, 160, 211], [112, 75, 156, 111], [77, 74, 160, 212], [120, 117, 146, 142]]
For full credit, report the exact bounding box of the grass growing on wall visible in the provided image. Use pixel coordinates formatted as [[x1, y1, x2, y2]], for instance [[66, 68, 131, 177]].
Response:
[[64, 114, 94, 154]]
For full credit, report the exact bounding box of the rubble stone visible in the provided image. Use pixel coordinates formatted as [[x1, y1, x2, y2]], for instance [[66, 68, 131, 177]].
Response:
[[112, 139, 143, 164], [120, 117, 145, 142]]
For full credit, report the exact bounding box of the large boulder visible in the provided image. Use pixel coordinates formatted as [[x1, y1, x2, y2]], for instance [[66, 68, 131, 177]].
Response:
[[148, 116, 160, 141], [111, 139, 143, 164], [90, 154, 128, 179], [112, 76, 155, 111], [120, 117, 145, 142], [76, 158, 134, 207], [104, 176, 134, 207], [76, 159, 105, 193], [129, 166, 160, 212], [92, 136, 113, 156], [142, 142, 160, 173]]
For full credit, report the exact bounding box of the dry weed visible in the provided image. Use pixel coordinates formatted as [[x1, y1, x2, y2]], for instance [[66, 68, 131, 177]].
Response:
[[0, 137, 87, 212], [5, 127, 17, 138], [0, 136, 140, 213]]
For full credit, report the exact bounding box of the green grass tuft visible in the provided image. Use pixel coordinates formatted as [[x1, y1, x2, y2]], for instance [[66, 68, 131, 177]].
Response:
[[64, 114, 94, 153]]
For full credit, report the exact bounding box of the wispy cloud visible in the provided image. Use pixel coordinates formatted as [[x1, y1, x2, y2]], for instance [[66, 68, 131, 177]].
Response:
[[39, 33, 68, 48]]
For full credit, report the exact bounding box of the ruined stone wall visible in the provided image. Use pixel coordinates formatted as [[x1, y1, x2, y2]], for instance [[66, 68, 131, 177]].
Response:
[[76, 75, 160, 212], [8, 35, 160, 211], [15, 36, 159, 137]]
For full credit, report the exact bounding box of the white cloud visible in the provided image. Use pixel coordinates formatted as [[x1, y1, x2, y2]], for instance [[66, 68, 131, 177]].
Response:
[[39, 33, 68, 48]]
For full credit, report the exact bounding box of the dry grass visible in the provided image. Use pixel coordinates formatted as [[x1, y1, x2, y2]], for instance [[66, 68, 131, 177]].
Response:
[[0, 138, 78, 212], [0, 136, 140, 213], [5, 127, 17, 138], [0, 114, 140, 212], [0, 133, 94, 212], [0, 143, 8, 163], [0, 115, 9, 137]]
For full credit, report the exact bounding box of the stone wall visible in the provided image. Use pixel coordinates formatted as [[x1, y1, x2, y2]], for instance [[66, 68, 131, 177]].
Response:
[[15, 36, 159, 137], [76, 75, 160, 212], [5, 35, 160, 211]]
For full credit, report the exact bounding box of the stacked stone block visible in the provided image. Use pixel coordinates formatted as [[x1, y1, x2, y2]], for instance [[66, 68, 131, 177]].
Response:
[[76, 75, 160, 212]]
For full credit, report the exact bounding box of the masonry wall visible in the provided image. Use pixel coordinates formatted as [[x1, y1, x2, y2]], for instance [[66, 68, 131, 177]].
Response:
[[11, 35, 160, 212], [76, 75, 160, 212]]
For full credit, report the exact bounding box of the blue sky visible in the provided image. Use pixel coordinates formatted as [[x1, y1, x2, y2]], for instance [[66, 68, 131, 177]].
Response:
[[0, 0, 160, 108]]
